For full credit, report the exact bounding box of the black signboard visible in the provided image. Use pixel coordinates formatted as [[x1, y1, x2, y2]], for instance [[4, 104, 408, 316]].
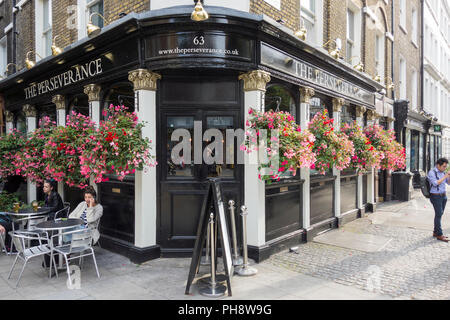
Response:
[[185, 178, 233, 296], [146, 31, 254, 62]]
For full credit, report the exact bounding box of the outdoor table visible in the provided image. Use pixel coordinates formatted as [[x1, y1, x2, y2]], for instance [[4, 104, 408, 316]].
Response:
[[1, 207, 52, 218], [36, 218, 84, 270]]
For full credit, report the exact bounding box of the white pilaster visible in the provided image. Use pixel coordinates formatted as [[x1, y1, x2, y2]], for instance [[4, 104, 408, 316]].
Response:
[[299, 87, 315, 229], [238, 70, 271, 247], [356, 106, 366, 210], [24, 105, 37, 203], [366, 109, 376, 208], [129, 69, 161, 248], [332, 98, 344, 219], [52, 95, 66, 200]]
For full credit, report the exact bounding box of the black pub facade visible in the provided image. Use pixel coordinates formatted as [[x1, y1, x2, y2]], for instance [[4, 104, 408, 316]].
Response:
[[0, 5, 385, 263]]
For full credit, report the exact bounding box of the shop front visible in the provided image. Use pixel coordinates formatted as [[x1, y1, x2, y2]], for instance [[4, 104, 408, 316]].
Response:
[[0, 6, 384, 263]]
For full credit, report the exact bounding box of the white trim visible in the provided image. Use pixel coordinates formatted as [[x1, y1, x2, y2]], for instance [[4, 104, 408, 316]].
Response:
[[15, 0, 30, 10], [4, 23, 13, 34], [386, 32, 394, 42], [363, 6, 378, 23]]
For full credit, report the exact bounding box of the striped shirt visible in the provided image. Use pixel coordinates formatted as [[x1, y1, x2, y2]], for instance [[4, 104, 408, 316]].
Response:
[[80, 208, 88, 228]]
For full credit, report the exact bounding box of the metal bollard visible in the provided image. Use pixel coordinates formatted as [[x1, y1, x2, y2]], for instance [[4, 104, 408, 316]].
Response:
[[200, 213, 227, 297], [237, 205, 258, 276], [200, 219, 211, 266], [228, 200, 243, 267]]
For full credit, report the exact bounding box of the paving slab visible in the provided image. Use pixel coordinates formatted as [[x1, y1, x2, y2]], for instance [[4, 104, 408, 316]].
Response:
[[313, 229, 392, 252]]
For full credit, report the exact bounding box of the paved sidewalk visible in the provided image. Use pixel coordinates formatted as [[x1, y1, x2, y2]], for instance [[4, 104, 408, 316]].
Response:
[[0, 246, 390, 300], [268, 190, 450, 300]]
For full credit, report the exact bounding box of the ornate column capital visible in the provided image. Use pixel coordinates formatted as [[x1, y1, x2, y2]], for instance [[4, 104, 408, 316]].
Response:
[[386, 116, 395, 123], [52, 95, 66, 110], [83, 84, 101, 102], [355, 105, 367, 118], [332, 97, 345, 113], [23, 104, 37, 117], [4, 110, 14, 122], [300, 87, 315, 104], [128, 69, 161, 91], [366, 109, 377, 121], [238, 70, 271, 92]]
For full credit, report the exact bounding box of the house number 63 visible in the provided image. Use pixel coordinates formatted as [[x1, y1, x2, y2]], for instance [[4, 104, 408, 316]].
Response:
[[193, 36, 205, 45]]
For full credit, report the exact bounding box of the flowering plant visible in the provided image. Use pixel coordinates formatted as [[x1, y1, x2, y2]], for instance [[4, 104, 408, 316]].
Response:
[[43, 112, 97, 189], [15, 117, 56, 184], [308, 110, 354, 174], [364, 124, 406, 171], [79, 105, 157, 183], [0, 129, 26, 178], [341, 122, 383, 173], [243, 108, 316, 183]]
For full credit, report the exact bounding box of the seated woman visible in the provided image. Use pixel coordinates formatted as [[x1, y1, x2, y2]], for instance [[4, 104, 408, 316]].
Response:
[[43, 179, 64, 220], [0, 214, 16, 252], [68, 186, 103, 245]]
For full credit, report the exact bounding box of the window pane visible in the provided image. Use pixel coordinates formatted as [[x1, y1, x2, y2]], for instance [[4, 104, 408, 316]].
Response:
[[265, 85, 297, 120], [167, 117, 194, 177], [89, 1, 104, 28], [206, 116, 234, 178], [347, 10, 354, 40]]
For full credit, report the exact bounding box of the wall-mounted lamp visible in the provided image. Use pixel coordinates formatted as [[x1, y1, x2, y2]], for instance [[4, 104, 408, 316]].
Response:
[[373, 74, 381, 82], [87, 12, 108, 37], [5, 63, 20, 75], [348, 56, 364, 72], [51, 35, 70, 56], [191, 0, 209, 22], [384, 76, 395, 90], [322, 39, 341, 59], [25, 51, 43, 69]]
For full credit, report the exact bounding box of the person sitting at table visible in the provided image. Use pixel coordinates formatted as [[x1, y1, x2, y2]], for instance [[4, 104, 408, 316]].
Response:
[[43, 179, 64, 220], [68, 186, 103, 245], [0, 214, 17, 252]]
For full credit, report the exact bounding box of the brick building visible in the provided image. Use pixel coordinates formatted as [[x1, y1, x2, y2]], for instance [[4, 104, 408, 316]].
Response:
[[0, 1, 391, 263]]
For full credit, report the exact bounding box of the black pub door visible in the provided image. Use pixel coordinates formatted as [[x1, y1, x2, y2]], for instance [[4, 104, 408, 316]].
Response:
[[159, 108, 243, 253]]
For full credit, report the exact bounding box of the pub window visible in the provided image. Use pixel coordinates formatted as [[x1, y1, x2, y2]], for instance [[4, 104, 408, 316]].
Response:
[[265, 84, 297, 120], [309, 96, 328, 120], [411, 131, 420, 171], [102, 82, 135, 119], [15, 111, 26, 135], [38, 104, 57, 125], [67, 94, 89, 117], [340, 105, 356, 125]]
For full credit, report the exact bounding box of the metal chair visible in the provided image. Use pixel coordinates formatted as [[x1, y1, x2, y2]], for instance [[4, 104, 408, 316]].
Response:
[[7, 230, 57, 287], [63, 202, 71, 212], [49, 228, 100, 283], [54, 206, 70, 220], [0, 231, 6, 255], [9, 214, 49, 254]]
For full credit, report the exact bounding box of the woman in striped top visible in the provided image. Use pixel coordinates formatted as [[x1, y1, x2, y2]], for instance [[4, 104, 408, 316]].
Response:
[[68, 186, 103, 244]]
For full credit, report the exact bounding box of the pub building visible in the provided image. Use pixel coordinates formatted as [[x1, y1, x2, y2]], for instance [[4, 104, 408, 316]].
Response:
[[0, 5, 387, 263]]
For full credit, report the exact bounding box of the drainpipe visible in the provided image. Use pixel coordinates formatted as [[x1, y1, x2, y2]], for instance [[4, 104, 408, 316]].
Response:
[[420, 0, 426, 171], [391, 0, 395, 101]]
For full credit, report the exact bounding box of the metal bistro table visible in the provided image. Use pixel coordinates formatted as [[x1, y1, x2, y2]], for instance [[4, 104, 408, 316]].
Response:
[[36, 218, 83, 270], [1, 207, 52, 231]]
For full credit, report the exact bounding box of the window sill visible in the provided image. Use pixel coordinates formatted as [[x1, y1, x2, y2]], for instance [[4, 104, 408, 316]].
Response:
[[399, 24, 408, 35]]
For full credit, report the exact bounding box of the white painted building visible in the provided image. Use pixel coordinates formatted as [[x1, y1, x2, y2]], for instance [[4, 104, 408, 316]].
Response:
[[423, 0, 450, 162]]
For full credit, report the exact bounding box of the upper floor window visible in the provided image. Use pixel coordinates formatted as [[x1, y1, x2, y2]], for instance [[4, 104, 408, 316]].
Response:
[[412, 8, 418, 45], [399, 57, 406, 100], [375, 34, 385, 81], [0, 36, 6, 77], [36, 0, 52, 58], [346, 9, 355, 63], [399, 0, 406, 31], [78, 0, 104, 39], [301, 0, 323, 47]]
